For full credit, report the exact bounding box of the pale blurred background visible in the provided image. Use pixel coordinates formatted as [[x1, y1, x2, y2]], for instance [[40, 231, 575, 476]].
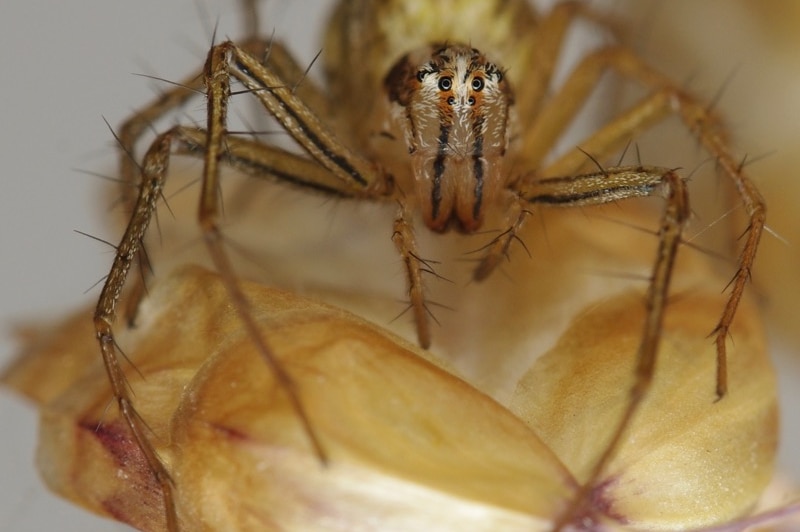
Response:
[[0, 1, 797, 530]]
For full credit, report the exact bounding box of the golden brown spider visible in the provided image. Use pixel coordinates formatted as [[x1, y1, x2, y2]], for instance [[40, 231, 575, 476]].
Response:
[[93, 0, 766, 529]]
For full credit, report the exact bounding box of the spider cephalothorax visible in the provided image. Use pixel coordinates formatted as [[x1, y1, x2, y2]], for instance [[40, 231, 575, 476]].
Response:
[[385, 44, 513, 232]]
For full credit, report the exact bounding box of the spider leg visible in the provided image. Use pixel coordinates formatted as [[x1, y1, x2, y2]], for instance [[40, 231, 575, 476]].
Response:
[[464, 1, 619, 125], [521, 165, 690, 529], [189, 36, 391, 465], [471, 1, 620, 280], [94, 132, 179, 532], [218, 41, 388, 194], [391, 199, 432, 348], [95, 121, 377, 532], [118, 37, 332, 325], [95, 34, 395, 529], [520, 46, 765, 399], [471, 193, 528, 281], [197, 39, 391, 446], [514, 43, 765, 527], [117, 38, 330, 207], [514, 1, 588, 123]]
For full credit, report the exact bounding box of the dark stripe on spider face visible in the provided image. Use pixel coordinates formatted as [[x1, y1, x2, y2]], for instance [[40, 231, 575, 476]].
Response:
[[431, 124, 450, 220], [528, 184, 657, 205], [234, 61, 369, 188], [471, 115, 485, 220]]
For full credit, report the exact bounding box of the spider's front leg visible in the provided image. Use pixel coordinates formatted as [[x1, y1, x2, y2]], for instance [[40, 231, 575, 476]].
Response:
[[94, 122, 333, 532], [506, 52, 767, 525], [464, 1, 622, 283], [522, 46, 766, 399], [193, 40, 392, 458], [116, 37, 330, 325], [93, 130, 181, 532], [520, 165, 690, 529], [94, 34, 394, 530]]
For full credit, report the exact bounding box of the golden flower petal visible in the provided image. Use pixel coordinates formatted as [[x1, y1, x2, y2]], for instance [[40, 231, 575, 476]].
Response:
[[511, 291, 777, 529], [4, 263, 782, 530], [5, 266, 577, 531]]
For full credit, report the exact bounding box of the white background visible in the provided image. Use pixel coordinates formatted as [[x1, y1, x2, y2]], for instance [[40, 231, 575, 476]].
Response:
[[0, 1, 797, 531]]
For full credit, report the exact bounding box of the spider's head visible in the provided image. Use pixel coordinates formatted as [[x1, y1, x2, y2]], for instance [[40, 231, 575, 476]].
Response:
[[385, 44, 514, 233]]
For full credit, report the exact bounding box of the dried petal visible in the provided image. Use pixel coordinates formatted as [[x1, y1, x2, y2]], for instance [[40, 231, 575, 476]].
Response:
[[4, 262, 782, 530], [511, 291, 777, 529], [5, 266, 576, 531]]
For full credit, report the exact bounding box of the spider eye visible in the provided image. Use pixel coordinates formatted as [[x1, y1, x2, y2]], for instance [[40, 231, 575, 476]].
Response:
[[416, 70, 427, 82], [471, 77, 484, 91], [438, 76, 453, 91]]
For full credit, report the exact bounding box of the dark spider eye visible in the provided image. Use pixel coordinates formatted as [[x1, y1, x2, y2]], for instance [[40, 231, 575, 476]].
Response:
[[447, 96, 455, 105], [416, 70, 427, 82], [471, 77, 484, 91], [438, 76, 453, 91]]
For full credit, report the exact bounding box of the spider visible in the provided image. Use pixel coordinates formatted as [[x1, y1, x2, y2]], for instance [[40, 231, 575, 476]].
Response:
[[94, 0, 765, 529]]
